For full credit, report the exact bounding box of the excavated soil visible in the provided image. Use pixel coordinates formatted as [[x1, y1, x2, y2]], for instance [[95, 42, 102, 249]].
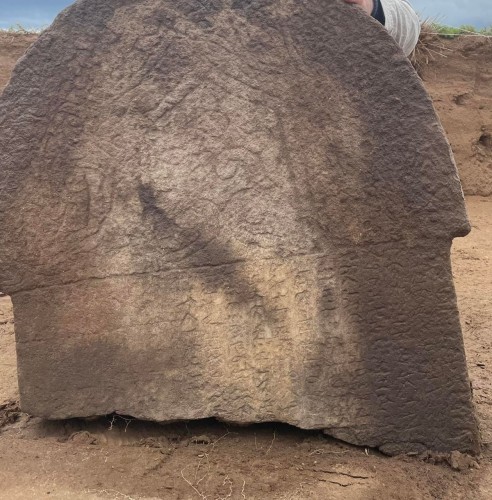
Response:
[[0, 33, 491, 499], [421, 37, 492, 196]]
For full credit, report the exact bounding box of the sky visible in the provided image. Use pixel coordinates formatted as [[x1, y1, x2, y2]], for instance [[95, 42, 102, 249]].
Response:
[[0, 0, 491, 30]]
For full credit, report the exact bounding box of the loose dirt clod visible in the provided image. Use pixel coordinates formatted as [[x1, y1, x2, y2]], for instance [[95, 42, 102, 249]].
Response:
[[448, 451, 480, 471], [0, 400, 21, 429], [191, 435, 213, 445], [68, 431, 99, 446]]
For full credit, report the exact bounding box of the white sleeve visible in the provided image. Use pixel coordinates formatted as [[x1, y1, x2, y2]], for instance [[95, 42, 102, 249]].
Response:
[[379, 0, 421, 56]]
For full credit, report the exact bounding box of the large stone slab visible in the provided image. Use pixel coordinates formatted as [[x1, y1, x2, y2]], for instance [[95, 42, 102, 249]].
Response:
[[0, 0, 479, 454]]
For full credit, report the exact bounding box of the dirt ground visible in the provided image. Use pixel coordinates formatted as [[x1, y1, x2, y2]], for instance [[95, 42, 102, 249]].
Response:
[[0, 34, 491, 499], [420, 37, 492, 197]]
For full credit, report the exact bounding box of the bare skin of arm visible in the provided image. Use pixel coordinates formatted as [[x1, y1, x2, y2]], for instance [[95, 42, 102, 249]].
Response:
[[343, 0, 375, 16]]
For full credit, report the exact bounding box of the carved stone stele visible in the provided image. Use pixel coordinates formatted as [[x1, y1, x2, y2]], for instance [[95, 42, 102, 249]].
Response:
[[0, 0, 479, 454]]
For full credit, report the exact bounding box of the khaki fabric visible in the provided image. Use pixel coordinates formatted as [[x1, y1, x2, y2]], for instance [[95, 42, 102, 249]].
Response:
[[380, 0, 421, 56]]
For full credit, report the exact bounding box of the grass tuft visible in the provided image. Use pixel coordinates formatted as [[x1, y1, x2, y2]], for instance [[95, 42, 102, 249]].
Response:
[[427, 23, 492, 38], [410, 22, 449, 77], [0, 24, 44, 35], [410, 21, 492, 76]]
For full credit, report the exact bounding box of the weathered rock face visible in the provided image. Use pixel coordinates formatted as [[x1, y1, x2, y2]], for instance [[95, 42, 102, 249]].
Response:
[[0, 0, 479, 454]]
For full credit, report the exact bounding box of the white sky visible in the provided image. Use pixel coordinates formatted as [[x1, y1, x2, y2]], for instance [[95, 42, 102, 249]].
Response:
[[408, 0, 490, 27]]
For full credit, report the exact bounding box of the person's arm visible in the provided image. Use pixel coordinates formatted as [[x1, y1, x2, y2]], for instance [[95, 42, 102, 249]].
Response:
[[343, 0, 421, 57], [380, 0, 420, 56]]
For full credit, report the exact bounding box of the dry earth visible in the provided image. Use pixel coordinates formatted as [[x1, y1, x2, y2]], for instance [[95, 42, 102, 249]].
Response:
[[0, 33, 491, 499], [421, 37, 492, 196]]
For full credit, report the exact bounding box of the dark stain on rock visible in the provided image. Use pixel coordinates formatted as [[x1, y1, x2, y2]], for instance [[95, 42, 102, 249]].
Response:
[[231, 0, 275, 12], [138, 182, 178, 232], [137, 182, 277, 326], [173, 0, 223, 27]]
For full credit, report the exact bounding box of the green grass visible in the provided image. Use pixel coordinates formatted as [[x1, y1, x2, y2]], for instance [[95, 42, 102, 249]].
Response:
[[427, 23, 492, 38], [0, 24, 43, 34]]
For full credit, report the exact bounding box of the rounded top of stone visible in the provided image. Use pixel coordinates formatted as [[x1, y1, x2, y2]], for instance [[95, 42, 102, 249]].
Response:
[[0, 0, 469, 293]]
